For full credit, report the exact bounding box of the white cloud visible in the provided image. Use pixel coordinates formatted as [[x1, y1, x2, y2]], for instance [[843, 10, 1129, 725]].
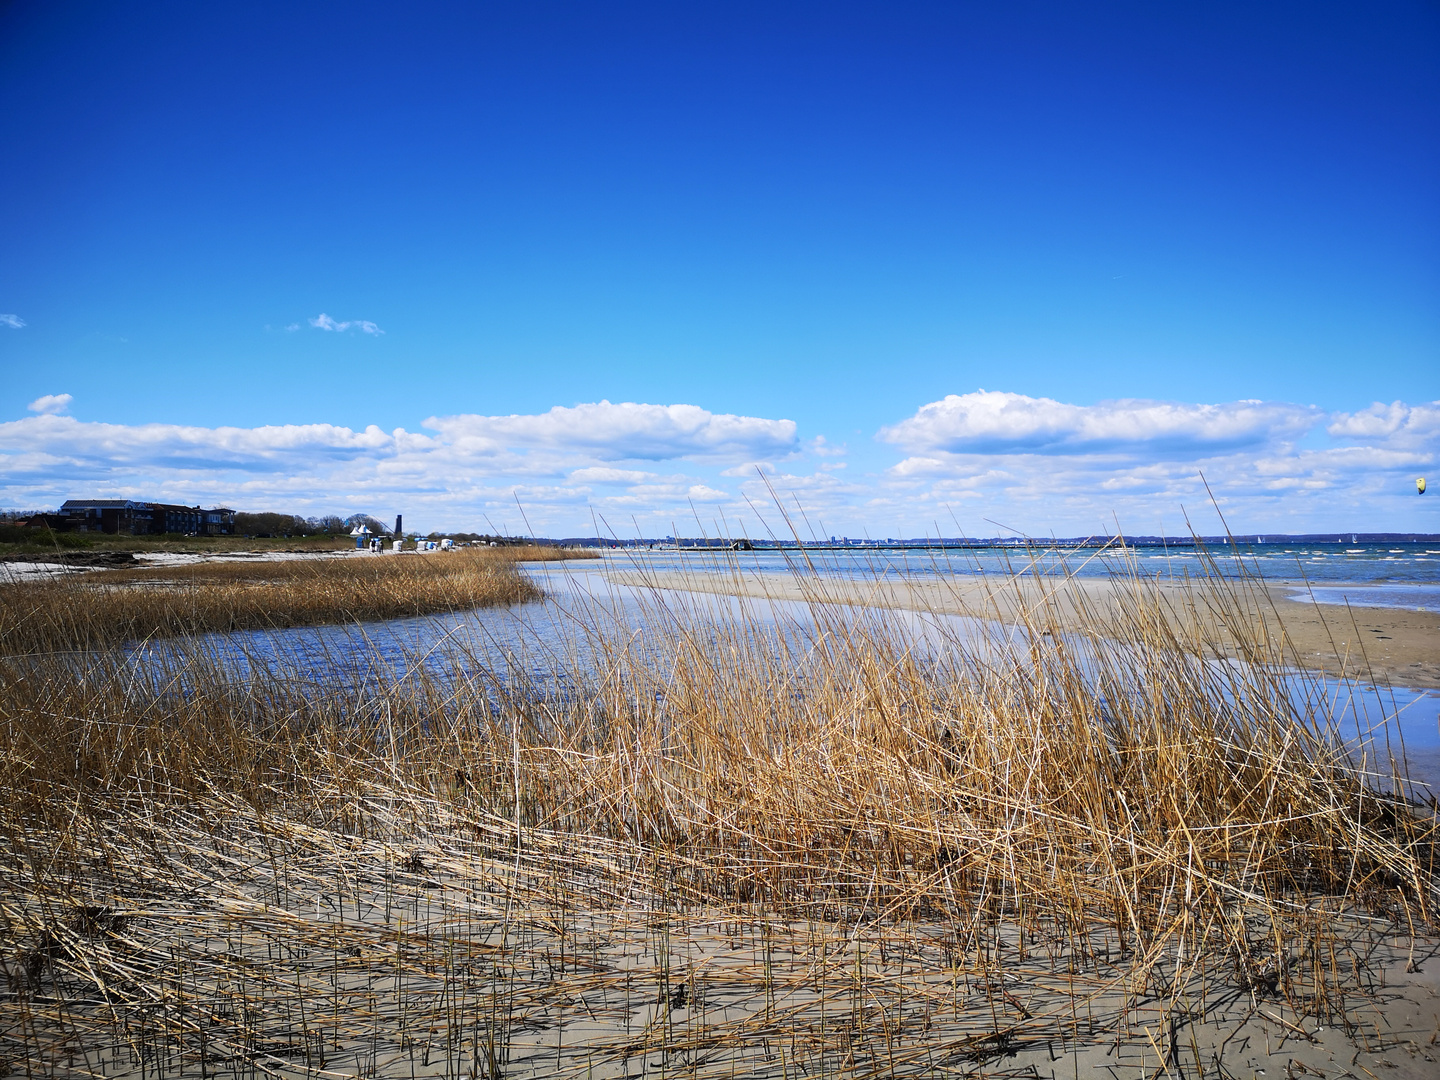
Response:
[[720, 461, 774, 478], [2, 391, 1433, 536], [687, 485, 730, 501], [880, 390, 1318, 455], [1, 415, 394, 469], [427, 401, 797, 461], [1326, 401, 1440, 449], [867, 390, 1440, 535], [309, 313, 384, 335], [0, 401, 804, 534], [888, 456, 949, 478], [568, 467, 658, 484], [0, 314, 24, 329], [27, 393, 71, 415]]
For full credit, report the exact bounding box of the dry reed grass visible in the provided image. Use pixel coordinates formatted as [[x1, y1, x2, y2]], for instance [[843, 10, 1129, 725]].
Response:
[[0, 545, 1435, 1077], [0, 546, 589, 655]]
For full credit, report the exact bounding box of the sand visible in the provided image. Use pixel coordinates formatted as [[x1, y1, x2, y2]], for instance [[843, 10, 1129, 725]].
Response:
[[0, 546, 367, 583], [1265, 589, 1440, 689], [10, 798, 1440, 1080], [604, 568, 1440, 690]]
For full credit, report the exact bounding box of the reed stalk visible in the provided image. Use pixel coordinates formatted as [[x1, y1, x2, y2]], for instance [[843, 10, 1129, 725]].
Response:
[[0, 546, 590, 655], [0, 543, 1432, 1077]]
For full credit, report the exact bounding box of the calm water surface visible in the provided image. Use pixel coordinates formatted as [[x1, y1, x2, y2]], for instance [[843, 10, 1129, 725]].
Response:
[[168, 554, 1440, 794]]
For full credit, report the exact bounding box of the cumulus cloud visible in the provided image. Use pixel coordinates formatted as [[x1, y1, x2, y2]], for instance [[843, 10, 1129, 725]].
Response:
[[3, 391, 1433, 536], [427, 401, 797, 461], [1, 415, 394, 470], [871, 391, 1439, 535], [27, 393, 72, 415], [1326, 400, 1440, 450], [569, 467, 658, 484], [0, 314, 24, 329], [880, 390, 1318, 455], [309, 313, 384, 335], [687, 485, 730, 501], [720, 462, 774, 478], [0, 400, 806, 534]]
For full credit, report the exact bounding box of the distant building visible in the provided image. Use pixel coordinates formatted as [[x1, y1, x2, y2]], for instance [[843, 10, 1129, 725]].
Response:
[[202, 507, 236, 534], [56, 499, 236, 535]]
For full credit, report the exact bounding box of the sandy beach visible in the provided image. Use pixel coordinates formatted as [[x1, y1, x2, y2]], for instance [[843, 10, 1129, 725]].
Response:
[[605, 568, 1440, 689]]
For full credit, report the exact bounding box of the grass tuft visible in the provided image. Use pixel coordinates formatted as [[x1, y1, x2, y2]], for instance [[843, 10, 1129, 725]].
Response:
[[0, 545, 589, 653]]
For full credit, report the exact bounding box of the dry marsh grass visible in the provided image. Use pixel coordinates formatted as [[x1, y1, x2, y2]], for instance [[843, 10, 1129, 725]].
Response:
[[0, 546, 591, 654], [0, 548, 1436, 1078]]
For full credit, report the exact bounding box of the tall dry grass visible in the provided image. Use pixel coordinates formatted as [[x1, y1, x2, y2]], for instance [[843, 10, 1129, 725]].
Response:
[[0, 546, 1434, 1077], [0, 546, 591, 654]]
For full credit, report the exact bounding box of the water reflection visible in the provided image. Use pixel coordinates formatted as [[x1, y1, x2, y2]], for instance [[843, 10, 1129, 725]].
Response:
[[126, 556, 1440, 795]]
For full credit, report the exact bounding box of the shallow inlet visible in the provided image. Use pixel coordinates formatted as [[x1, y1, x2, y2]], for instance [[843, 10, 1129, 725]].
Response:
[[138, 552, 1440, 793]]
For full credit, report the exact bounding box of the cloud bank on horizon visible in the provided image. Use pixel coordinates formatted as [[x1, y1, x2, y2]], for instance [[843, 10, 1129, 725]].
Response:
[[879, 392, 1319, 455], [1, 391, 1433, 537]]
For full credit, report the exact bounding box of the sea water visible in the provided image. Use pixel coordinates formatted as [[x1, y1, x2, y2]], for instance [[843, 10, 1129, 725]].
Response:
[[582, 541, 1440, 611]]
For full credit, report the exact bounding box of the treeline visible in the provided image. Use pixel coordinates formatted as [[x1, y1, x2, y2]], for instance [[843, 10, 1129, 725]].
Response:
[[421, 532, 535, 544], [0, 522, 91, 548], [234, 513, 387, 538]]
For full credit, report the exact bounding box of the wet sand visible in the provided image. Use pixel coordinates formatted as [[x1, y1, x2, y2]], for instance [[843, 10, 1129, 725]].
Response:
[[1266, 589, 1440, 688], [606, 568, 1440, 689]]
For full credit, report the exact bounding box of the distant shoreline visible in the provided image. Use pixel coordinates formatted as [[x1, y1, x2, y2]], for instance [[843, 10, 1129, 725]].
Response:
[[570, 533, 1440, 549]]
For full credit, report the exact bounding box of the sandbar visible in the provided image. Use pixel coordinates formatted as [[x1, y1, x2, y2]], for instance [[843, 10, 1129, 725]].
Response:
[[605, 568, 1440, 689]]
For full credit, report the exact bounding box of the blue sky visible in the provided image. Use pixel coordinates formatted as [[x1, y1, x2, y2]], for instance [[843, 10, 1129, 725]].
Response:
[[1, 1, 1436, 537]]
